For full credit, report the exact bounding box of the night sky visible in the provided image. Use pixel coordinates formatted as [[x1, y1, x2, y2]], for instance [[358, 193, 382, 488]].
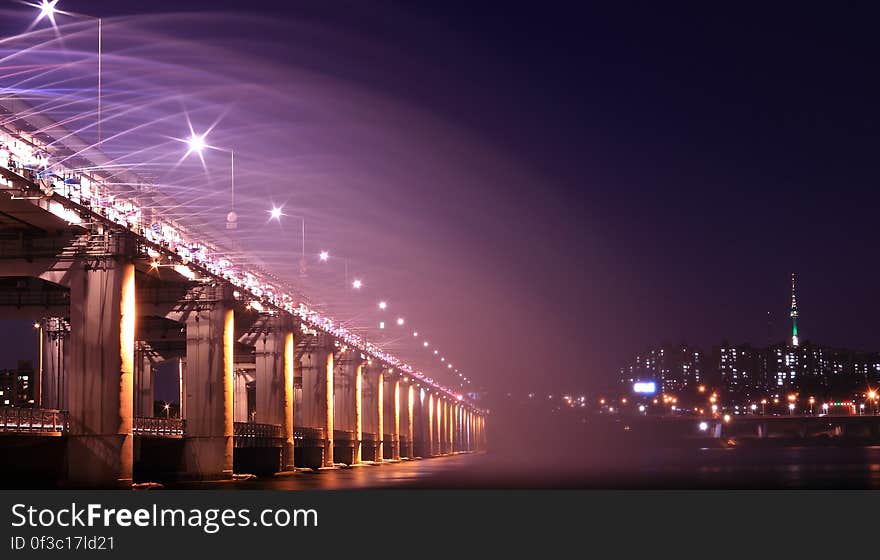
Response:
[[2, 1, 880, 399]]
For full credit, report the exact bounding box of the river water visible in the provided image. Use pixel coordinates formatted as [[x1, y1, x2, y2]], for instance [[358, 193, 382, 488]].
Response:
[[163, 445, 880, 490]]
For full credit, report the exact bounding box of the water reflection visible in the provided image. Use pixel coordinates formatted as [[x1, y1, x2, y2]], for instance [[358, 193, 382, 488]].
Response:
[[164, 446, 880, 490]]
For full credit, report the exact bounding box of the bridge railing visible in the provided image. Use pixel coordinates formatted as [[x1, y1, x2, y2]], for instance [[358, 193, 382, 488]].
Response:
[[234, 422, 282, 439], [234, 422, 283, 448], [0, 407, 68, 433], [133, 416, 185, 436], [294, 427, 327, 445]]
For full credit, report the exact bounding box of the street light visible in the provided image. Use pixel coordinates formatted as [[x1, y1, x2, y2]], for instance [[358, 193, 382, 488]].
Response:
[[788, 403, 795, 415], [268, 206, 307, 273], [32, 0, 59, 24], [33, 321, 43, 407], [186, 133, 207, 156], [30, 2, 104, 144], [352, 279, 362, 289], [319, 251, 329, 262]]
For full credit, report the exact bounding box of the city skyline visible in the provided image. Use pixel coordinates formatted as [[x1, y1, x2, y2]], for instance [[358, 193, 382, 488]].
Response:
[[618, 273, 880, 398]]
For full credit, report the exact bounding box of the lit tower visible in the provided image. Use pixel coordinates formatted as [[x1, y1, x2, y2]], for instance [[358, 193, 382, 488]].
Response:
[[790, 272, 799, 347]]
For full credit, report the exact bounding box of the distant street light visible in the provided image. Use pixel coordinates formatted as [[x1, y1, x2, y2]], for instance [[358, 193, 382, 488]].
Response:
[[352, 279, 362, 289], [319, 251, 329, 262], [788, 403, 795, 415], [268, 207, 306, 273]]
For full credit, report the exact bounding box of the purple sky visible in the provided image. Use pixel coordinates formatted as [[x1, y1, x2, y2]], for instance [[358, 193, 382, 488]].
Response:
[[2, 1, 880, 399]]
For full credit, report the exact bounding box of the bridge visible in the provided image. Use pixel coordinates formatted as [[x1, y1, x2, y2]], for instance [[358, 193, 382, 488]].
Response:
[[609, 414, 880, 442], [0, 102, 487, 487]]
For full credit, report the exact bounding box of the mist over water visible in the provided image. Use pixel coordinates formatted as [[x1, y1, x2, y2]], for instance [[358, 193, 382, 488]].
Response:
[[0, 8, 555, 392]]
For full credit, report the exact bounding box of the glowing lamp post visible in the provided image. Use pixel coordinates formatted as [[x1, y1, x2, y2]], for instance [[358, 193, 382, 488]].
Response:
[[31, 2, 103, 143]]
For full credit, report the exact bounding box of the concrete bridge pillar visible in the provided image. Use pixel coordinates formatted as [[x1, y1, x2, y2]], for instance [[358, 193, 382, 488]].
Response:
[[445, 401, 453, 453], [434, 394, 442, 455], [383, 373, 400, 460], [422, 389, 437, 457], [66, 259, 135, 488], [453, 403, 464, 453], [449, 401, 457, 453], [182, 295, 234, 480], [462, 409, 470, 451], [233, 370, 249, 422], [412, 386, 427, 457], [360, 365, 383, 462], [133, 345, 153, 418], [399, 381, 414, 458], [756, 422, 767, 438], [254, 324, 295, 471], [461, 406, 470, 451], [300, 347, 334, 467], [332, 352, 363, 465], [436, 397, 446, 454], [40, 318, 68, 410]]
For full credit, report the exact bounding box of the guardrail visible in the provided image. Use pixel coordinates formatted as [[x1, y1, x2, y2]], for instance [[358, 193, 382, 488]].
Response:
[[234, 422, 283, 448], [133, 416, 185, 436], [0, 407, 68, 434], [294, 426, 326, 444], [234, 421, 282, 439]]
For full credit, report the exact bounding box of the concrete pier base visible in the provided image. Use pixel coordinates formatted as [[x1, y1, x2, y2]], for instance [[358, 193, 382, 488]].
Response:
[[300, 347, 334, 468], [182, 297, 234, 480], [66, 259, 135, 488]]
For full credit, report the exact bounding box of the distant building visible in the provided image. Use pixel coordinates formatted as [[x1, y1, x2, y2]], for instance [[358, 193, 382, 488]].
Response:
[[717, 343, 761, 396], [619, 344, 703, 394], [0, 360, 35, 407]]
